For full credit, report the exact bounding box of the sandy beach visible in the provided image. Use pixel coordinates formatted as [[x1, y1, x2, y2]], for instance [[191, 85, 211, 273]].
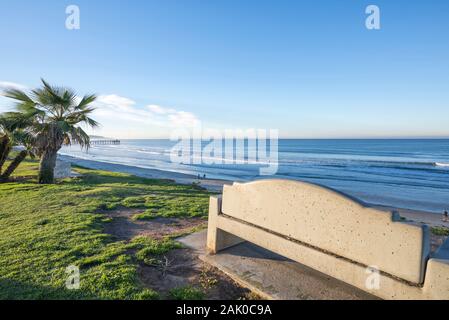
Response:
[[59, 154, 232, 192], [371, 205, 449, 228]]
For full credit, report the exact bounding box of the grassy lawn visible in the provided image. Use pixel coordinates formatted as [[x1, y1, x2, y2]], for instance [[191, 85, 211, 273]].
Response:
[[0, 156, 210, 299]]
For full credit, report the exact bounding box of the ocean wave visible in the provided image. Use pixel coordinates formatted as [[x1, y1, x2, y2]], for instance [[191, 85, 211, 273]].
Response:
[[135, 150, 164, 155], [279, 157, 449, 168], [435, 162, 449, 167]]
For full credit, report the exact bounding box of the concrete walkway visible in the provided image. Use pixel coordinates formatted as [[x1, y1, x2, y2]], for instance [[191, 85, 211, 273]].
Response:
[[178, 230, 378, 300]]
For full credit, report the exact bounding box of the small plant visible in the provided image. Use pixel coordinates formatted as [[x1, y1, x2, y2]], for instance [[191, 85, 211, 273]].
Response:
[[168, 286, 205, 300], [133, 288, 160, 300], [199, 267, 218, 290], [431, 226, 449, 236], [132, 236, 182, 267]]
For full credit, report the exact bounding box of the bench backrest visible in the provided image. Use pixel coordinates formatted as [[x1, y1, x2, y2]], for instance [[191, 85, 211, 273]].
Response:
[[221, 179, 430, 284]]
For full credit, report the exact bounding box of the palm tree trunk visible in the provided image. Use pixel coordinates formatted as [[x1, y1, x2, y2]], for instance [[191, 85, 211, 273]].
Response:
[[38, 149, 58, 184], [0, 135, 11, 174], [0, 150, 27, 182]]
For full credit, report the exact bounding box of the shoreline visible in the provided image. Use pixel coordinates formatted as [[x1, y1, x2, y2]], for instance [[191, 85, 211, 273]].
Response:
[[59, 154, 231, 192], [59, 154, 449, 228]]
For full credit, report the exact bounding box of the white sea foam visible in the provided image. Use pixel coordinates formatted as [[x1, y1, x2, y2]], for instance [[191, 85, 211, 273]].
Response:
[[435, 162, 449, 167]]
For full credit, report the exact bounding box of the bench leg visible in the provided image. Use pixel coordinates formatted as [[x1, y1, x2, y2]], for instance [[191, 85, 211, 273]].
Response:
[[207, 196, 244, 254]]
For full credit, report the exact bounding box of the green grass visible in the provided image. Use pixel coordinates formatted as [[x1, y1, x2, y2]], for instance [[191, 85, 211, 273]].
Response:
[[431, 226, 449, 237], [131, 194, 209, 220], [133, 236, 183, 266], [0, 157, 210, 299], [168, 286, 205, 300]]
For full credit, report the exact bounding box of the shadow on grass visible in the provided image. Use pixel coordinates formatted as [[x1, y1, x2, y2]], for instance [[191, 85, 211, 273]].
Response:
[[0, 278, 94, 300]]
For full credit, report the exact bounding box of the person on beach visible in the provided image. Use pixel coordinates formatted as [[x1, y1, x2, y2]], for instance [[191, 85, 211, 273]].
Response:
[[443, 210, 449, 223]]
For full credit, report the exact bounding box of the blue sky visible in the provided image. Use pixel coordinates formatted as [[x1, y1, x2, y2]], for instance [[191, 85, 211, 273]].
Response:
[[0, 0, 448, 139]]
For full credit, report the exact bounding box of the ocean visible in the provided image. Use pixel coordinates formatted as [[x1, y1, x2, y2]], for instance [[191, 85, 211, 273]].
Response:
[[60, 139, 449, 214]]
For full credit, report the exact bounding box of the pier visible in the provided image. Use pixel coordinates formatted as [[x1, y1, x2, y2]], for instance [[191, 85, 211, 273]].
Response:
[[90, 139, 121, 146]]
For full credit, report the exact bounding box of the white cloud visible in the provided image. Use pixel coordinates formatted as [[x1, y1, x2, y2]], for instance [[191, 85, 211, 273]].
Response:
[[90, 94, 201, 137], [97, 94, 136, 109], [146, 104, 199, 127], [147, 104, 176, 115], [93, 95, 163, 127], [0, 81, 28, 93], [168, 111, 200, 127]]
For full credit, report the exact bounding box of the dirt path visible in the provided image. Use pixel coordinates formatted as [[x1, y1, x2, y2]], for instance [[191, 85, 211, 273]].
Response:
[[103, 207, 254, 300]]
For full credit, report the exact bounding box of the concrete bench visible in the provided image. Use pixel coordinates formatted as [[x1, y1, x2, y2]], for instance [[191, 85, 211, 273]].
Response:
[[206, 179, 449, 299]]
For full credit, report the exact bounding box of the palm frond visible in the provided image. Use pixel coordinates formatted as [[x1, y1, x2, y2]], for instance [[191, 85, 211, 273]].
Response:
[[66, 126, 91, 149], [76, 94, 97, 110], [0, 112, 33, 133], [2, 88, 34, 103]]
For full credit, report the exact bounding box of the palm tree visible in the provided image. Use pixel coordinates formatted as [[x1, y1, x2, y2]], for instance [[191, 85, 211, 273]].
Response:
[[3, 79, 98, 184], [0, 113, 29, 174], [0, 118, 13, 174], [0, 130, 36, 182]]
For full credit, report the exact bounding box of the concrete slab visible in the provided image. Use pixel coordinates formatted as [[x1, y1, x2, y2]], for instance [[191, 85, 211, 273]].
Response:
[[178, 230, 378, 300]]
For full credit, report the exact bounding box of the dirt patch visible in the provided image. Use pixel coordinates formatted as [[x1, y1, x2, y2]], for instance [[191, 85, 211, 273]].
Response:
[[103, 207, 206, 240], [103, 207, 254, 300], [137, 248, 252, 299]]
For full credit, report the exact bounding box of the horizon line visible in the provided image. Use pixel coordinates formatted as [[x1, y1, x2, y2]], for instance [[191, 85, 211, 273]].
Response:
[[95, 136, 449, 140]]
